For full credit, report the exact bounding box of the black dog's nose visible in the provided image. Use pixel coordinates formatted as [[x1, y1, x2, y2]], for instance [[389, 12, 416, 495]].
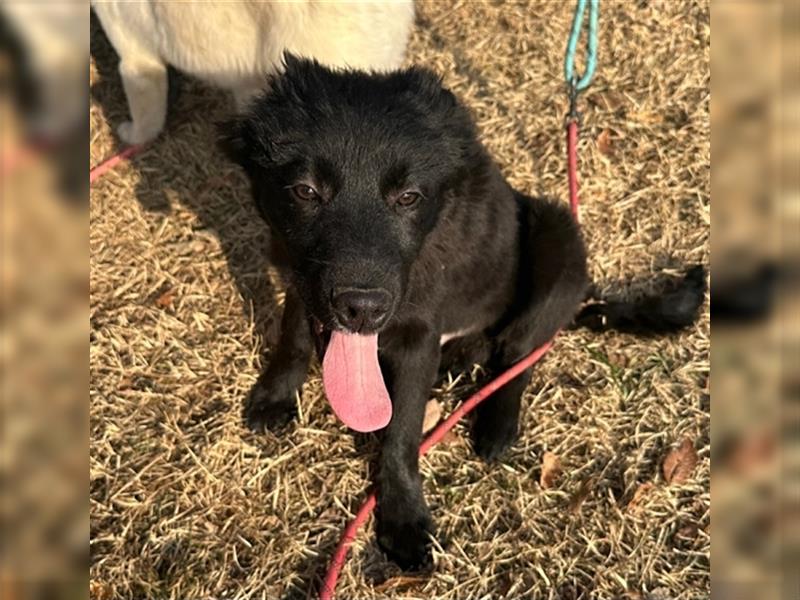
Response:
[[332, 287, 392, 332]]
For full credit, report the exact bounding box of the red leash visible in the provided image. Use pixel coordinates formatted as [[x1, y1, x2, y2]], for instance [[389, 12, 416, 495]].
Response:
[[89, 144, 144, 185], [567, 119, 580, 219], [318, 110, 582, 599]]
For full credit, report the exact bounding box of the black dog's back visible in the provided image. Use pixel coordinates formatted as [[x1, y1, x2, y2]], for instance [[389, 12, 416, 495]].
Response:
[[439, 193, 588, 374], [495, 193, 588, 358]]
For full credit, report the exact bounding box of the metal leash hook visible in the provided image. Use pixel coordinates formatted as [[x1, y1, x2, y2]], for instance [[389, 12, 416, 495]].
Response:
[[566, 76, 582, 127]]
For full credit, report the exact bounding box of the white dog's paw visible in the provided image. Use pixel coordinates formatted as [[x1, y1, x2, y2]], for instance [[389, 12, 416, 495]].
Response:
[[117, 121, 159, 145]]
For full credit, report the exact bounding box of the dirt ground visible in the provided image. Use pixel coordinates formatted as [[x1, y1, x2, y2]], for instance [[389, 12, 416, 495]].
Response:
[[89, 2, 710, 598]]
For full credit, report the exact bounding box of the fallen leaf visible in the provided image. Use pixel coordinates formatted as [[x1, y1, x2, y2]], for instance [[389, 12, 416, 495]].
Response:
[[568, 477, 595, 513], [540, 452, 562, 489], [89, 581, 113, 600], [607, 348, 629, 368], [422, 399, 442, 434], [597, 128, 614, 156], [626, 482, 654, 511], [663, 438, 698, 484], [440, 429, 459, 444], [374, 575, 428, 593], [646, 587, 673, 600], [155, 288, 175, 309], [676, 523, 698, 540], [587, 90, 627, 112]]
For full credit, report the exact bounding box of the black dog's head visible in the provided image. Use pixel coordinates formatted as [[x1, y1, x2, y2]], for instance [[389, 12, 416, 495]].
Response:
[[221, 53, 479, 334]]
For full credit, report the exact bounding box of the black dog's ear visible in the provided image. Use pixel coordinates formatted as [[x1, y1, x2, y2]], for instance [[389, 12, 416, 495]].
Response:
[[217, 117, 250, 167], [405, 66, 444, 94], [218, 115, 274, 173], [403, 66, 456, 107], [281, 50, 319, 76], [281, 50, 303, 72], [279, 50, 330, 96]]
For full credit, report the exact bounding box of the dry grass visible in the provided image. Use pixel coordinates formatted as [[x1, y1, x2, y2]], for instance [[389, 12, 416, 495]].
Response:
[[89, 2, 710, 598]]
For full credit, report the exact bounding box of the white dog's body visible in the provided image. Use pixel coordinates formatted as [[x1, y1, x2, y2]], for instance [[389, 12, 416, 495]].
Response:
[[92, 1, 414, 144]]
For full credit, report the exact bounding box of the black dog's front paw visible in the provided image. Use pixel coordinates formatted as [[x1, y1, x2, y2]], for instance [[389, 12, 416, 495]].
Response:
[[472, 417, 518, 462], [243, 376, 298, 433], [377, 510, 434, 570]]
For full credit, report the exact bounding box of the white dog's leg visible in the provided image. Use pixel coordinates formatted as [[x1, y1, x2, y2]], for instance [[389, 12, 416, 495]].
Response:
[[117, 58, 168, 145]]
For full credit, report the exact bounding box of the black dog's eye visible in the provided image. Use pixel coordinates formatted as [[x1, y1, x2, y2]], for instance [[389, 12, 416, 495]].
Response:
[[397, 191, 421, 208], [291, 184, 319, 201]]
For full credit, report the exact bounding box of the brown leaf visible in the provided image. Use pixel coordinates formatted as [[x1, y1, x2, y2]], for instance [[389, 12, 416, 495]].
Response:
[[597, 128, 614, 156], [90, 581, 114, 600], [374, 575, 427, 593], [676, 523, 698, 540], [647, 588, 673, 600], [421, 399, 442, 434], [568, 478, 594, 513], [662, 438, 698, 484], [540, 452, 562, 489], [587, 90, 627, 112], [626, 482, 654, 511], [155, 288, 175, 309], [440, 429, 459, 445], [607, 348, 629, 368]]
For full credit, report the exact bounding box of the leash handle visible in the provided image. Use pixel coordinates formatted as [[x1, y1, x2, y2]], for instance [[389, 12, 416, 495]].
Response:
[[564, 0, 599, 92]]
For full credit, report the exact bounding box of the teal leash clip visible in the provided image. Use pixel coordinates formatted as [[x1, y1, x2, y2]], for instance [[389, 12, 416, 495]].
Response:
[[564, 0, 599, 92]]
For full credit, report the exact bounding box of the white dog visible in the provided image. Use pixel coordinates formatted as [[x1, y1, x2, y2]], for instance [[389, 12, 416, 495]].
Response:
[[91, 1, 415, 145]]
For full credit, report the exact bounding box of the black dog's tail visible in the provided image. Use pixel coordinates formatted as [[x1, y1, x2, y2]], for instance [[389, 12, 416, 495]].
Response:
[[572, 265, 707, 335]]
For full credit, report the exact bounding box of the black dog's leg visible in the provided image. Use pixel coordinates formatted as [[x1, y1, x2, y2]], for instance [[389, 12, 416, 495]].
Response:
[[376, 321, 440, 570], [244, 286, 312, 432], [473, 365, 534, 461], [473, 196, 588, 460]]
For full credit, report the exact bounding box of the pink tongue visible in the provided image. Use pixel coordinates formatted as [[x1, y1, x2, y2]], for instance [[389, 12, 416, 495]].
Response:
[[322, 331, 392, 432]]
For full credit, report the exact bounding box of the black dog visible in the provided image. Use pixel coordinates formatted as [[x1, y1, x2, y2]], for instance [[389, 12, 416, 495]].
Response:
[[221, 54, 703, 569]]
